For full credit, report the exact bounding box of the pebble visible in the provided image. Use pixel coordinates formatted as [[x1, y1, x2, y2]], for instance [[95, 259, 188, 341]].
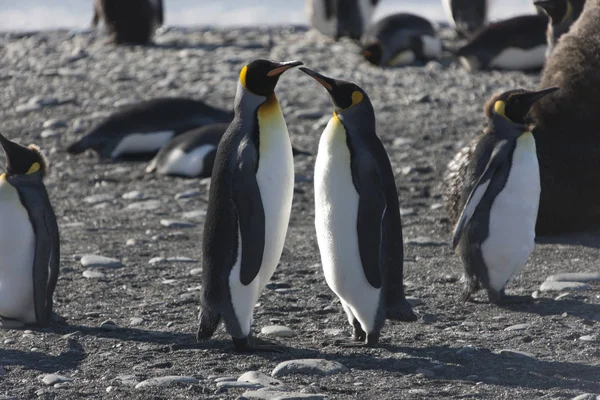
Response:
[[498, 349, 535, 358], [216, 381, 263, 389], [189, 268, 203, 276], [41, 374, 73, 386], [546, 272, 600, 282], [82, 270, 106, 279], [579, 335, 595, 342], [406, 296, 424, 306], [127, 200, 161, 211], [0, 319, 25, 329], [135, 375, 199, 389], [43, 119, 67, 129], [174, 190, 201, 199], [238, 371, 285, 389], [571, 394, 598, 400], [130, 317, 144, 326], [539, 281, 591, 292], [181, 209, 207, 220], [243, 391, 327, 400], [214, 377, 237, 382], [504, 323, 530, 331], [400, 208, 416, 216], [272, 359, 348, 378], [16, 103, 42, 113], [261, 325, 295, 338], [40, 129, 61, 138], [83, 194, 114, 205], [126, 238, 140, 246], [114, 374, 139, 387], [99, 320, 119, 331], [323, 328, 344, 336], [122, 190, 146, 200], [160, 219, 196, 228], [81, 255, 122, 268], [4, 339, 16, 344]]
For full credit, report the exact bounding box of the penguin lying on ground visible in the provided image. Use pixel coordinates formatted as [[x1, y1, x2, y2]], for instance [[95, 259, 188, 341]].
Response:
[[0, 134, 60, 327], [452, 87, 559, 305], [534, 0, 586, 57], [455, 15, 549, 71], [442, 0, 490, 37], [67, 97, 233, 160], [92, 0, 164, 45], [197, 59, 302, 352], [300, 67, 417, 346], [360, 13, 443, 67], [307, 0, 379, 40]]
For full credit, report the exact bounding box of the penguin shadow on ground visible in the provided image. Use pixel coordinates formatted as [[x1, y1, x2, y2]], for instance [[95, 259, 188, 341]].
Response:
[[536, 231, 600, 248], [0, 338, 84, 373], [497, 296, 600, 318], [377, 343, 600, 392]]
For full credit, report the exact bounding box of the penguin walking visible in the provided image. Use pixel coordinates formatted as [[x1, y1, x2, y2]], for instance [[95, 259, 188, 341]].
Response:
[[455, 15, 549, 71], [300, 68, 416, 346], [534, 0, 586, 57], [452, 87, 559, 305], [92, 0, 164, 45], [67, 98, 233, 160], [361, 13, 443, 67], [196, 59, 302, 352], [306, 0, 379, 40], [442, 0, 490, 37], [0, 134, 60, 327]]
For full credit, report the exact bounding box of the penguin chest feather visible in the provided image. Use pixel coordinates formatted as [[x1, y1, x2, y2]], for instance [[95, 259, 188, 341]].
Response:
[[0, 177, 36, 323], [314, 117, 381, 333], [482, 133, 540, 291], [110, 130, 175, 158], [489, 45, 547, 70]]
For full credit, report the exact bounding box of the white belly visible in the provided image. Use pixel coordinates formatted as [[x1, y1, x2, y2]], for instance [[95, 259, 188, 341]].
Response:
[[489, 45, 547, 70], [314, 116, 381, 333], [481, 133, 540, 292], [156, 145, 216, 177], [111, 131, 174, 158], [228, 98, 294, 336], [0, 177, 36, 323], [387, 50, 416, 66]]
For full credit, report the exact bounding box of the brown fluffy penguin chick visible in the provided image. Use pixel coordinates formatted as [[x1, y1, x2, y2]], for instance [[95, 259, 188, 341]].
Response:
[[92, 0, 163, 45]]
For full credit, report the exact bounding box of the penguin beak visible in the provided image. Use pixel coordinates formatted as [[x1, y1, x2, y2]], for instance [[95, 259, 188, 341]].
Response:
[[266, 60, 303, 77], [521, 87, 560, 110], [299, 67, 336, 92]]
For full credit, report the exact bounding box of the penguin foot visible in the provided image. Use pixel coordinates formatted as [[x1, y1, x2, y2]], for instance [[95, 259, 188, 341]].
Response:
[[352, 319, 366, 342], [232, 337, 283, 353], [334, 333, 380, 348], [386, 301, 418, 322]]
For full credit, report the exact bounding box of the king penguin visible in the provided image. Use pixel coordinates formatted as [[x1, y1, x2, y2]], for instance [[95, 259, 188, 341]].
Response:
[[452, 87, 558, 305], [442, 0, 490, 37], [0, 134, 60, 327], [300, 67, 417, 346], [306, 0, 379, 40], [528, 0, 600, 235], [360, 13, 443, 67], [455, 15, 549, 71], [92, 0, 164, 45], [67, 97, 233, 160], [196, 59, 302, 352], [534, 0, 586, 57]]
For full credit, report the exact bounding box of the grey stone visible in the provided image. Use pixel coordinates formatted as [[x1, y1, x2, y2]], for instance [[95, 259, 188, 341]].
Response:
[[214, 376, 237, 382], [127, 200, 161, 211], [238, 371, 285, 389], [189, 268, 203, 276], [261, 325, 295, 338], [406, 297, 424, 306], [539, 281, 591, 292], [498, 349, 535, 358], [122, 190, 146, 200], [84, 194, 114, 205], [82, 270, 106, 279], [99, 320, 119, 331], [29, 96, 59, 106], [175, 190, 201, 199], [400, 208, 416, 216], [40, 129, 60, 138], [4, 339, 16, 344], [217, 381, 263, 389], [571, 394, 597, 400], [546, 272, 600, 282], [323, 328, 344, 336], [130, 317, 144, 326], [504, 323, 530, 331], [271, 359, 348, 377], [135, 376, 199, 388], [81, 255, 122, 268], [43, 119, 67, 129], [579, 335, 595, 342], [181, 209, 207, 220], [16, 103, 42, 113], [0, 319, 25, 329], [160, 219, 196, 228], [41, 374, 73, 385], [114, 374, 139, 387]]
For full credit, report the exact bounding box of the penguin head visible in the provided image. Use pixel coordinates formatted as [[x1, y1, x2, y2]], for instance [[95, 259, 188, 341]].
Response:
[[239, 59, 303, 97], [534, 0, 572, 24], [0, 134, 48, 179], [361, 42, 383, 66], [299, 67, 371, 116], [484, 87, 560, 124]]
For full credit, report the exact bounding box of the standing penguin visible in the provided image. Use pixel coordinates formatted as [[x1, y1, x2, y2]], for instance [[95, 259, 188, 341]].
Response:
[[300, 68, 416, 346], [0, 134, 60, 327], [455, 15, 549, 71], [360, 13, 443, 67], [306, 0, 379, 40], [452, 87, 559, 305], [534, 0, 586, 56], [442, 0, 490, 37], [196, 59, 302, 352], [92, 0, 164, 45]]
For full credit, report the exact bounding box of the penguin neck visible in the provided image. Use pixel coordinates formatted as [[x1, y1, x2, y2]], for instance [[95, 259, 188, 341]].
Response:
[[234, 82, 269, 118], [489, 114, 530, 137]]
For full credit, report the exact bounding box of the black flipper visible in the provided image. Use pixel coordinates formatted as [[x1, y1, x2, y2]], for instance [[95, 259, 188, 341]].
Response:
[[232, 142, 265, 286]]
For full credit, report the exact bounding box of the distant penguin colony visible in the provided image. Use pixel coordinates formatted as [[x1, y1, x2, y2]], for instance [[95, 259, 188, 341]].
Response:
[[67, 98, 233, 160], [0, 135, 59, 327], [360, 13, 443, 66], [307, 0, 379, 40], [442, 0, 490, 36], [92, 0, 164, 44]]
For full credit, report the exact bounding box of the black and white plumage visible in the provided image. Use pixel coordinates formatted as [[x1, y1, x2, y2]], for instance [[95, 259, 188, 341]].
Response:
[[534, 0, 586, 57], [360, 13, 443, 66], [67, 98, 233, 160], [442, 0, 490, 36], [307, 0, 380, 40], [92, 0, 164, 45]]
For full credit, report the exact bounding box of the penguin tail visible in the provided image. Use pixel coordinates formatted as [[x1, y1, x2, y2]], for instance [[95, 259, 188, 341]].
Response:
[[196, 304, 221, 342], [66, 138, 89, 154]]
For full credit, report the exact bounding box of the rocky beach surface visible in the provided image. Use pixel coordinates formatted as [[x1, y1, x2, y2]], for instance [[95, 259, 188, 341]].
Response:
[[0, 26, 599, 399]]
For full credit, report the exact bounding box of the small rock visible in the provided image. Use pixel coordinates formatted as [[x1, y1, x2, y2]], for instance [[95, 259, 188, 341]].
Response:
[[160, 219, 196, 228], [4, 339, 15, 344], [261, 325, 295, 338], [126, 238, 140, 246], [135, 376, 199, 389], [214, 376, 237, 382], [216, 381, 263, 389], [149, 257, 166, 265], [393, 137, 413, 147], [175, 190, 201, 199], [130, 317, 144, 326], [540, 281, 590, 292], [400, 208, 415, 216], [84, 194, 115, 205], [40, 129, 61, 138], [99, 320, 119, 331], [189, 268, 203, 276], [41, 374, 73, 386], [504, 323, 530, 331], [43, 119, 67, 129], [547, 272, 600, 282], [571, 394, 597, 400], [81, 255, 122, 268], [0, 319, 25, 329], [421, 313, 437, 323], [114, 374, 139, 387], [430, 203, 444, 210], [238, 371, 285, 389], [181, 209, 207, 220], [272, 359, 348, 377], [82, 270, 106, 279], [16, 103, 42, 113], [498, 349, 535, 358], [122, 190, 145, 200], [127, 200, 161, 211], [406, 297, 424, 306], [579, 335, 595, 342]]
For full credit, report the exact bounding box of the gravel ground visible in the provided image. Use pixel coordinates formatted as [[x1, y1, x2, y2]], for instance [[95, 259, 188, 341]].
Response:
[[0, 25, 599, 400]]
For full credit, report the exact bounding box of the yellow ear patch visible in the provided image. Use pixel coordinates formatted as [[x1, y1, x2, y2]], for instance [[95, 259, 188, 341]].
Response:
[[351, 91, 364, 106], [494, 100, 506, 118], [0, 173, 5, 181], [562, 1, 573, 23], [26, 162, 40, 175], [240, 65, 248, 88]]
